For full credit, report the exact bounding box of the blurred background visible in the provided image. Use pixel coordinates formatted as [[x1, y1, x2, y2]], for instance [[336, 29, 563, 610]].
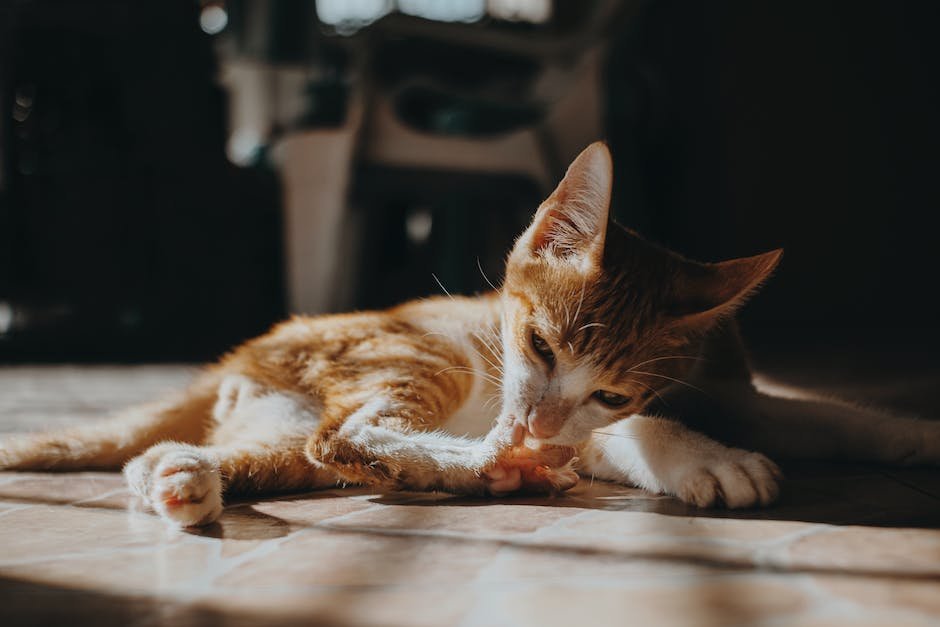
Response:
[[0, 0, 937, 367]]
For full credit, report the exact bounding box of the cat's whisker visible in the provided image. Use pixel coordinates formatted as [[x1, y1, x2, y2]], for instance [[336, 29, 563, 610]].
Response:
[[474, 352, 504, 376], [571, 280, 586, 328], [626, 370, 708, 395], [483, 393, 503, 411], [624, 377, 668, 406], [478, 350, 504, 372], [469, 338, 504, 374], [576, 321, 606, 334], [448, 368, 503, 386], [628, 355, 705, 370], [471, 331, 504, 368], [476, 323, 501, 344], [486, 340, 505, 366], [431, 273, 454, 300], [592, 430, 640, 440], [434, 366, 502, 387], [476, 257, 500, 292]]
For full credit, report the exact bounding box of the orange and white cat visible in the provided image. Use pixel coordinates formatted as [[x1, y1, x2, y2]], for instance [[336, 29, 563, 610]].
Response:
[[2, 143, 937, 527]]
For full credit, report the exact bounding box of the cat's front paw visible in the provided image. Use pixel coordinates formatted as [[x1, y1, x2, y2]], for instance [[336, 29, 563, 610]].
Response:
[[484, 445, 579, 496], [124, 445, 223, 527], [671, 449, 782, 509]]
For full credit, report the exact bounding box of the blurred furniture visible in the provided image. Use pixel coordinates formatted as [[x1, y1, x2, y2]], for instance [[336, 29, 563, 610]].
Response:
[[217, 0, 637, 313]]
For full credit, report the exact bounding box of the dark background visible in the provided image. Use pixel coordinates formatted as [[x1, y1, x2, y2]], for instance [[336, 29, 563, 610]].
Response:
[[1, 0, 937, 364], [606, 1, 940, 361]]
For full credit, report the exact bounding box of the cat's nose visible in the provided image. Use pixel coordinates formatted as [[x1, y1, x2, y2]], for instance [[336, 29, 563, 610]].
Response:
[[527, 409, 563, 439]]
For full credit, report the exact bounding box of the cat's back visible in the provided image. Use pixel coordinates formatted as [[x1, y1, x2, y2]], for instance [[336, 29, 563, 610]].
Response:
[[217, 294, 500, 390], [391, 292, 501, 336]]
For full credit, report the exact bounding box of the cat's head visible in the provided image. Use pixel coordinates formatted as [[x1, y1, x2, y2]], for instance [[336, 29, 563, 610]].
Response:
[[499, 142, 781, 446]]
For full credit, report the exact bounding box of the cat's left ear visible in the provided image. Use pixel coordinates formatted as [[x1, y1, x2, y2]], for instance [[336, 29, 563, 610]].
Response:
[[671, 249, 783, 325], [519, 142, 612, 269]]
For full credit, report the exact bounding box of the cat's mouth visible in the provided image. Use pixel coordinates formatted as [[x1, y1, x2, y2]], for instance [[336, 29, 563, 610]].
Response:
[[521, 403, 570, 441], [506, 403, 581, 446]]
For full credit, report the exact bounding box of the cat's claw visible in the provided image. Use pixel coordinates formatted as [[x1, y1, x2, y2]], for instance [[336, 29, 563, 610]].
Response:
[[672, 450, 782, 509]]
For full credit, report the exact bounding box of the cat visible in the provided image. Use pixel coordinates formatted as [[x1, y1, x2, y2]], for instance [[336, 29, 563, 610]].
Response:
[[2, 142, 937, 527]]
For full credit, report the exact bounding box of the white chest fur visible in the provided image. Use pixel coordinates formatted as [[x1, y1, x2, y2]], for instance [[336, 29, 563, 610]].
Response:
[[440, 351, 501, 438]]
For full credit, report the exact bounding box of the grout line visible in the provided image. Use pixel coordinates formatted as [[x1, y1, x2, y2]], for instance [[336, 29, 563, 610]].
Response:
[[0, 503, 35, 518], [71, 487, 132, 506]]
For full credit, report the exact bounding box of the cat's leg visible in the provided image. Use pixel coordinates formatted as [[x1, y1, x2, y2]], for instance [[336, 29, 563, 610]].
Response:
[[658, 377, 940, 466], [124, 375, 335, 527], [579, 415, 782, 508], [0, 381, 216, 471], [308, 394, 503, 494], [740, 389, 940, 465], [307, 395, 577, 496]]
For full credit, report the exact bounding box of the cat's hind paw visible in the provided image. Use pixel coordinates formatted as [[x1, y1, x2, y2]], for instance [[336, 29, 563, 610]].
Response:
[[124, 446, 223, 527], [673, 450, 782, 509]]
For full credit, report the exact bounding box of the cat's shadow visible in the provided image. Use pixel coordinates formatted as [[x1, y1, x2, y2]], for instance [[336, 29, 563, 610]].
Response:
[[362, 462, 940, 530], [2, 461, 935, 543], [205, 461, 940, 542], [186, 503, 293, 540]]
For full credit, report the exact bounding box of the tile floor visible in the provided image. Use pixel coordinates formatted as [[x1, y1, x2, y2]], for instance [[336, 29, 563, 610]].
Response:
[[1, 365, 939, 627]]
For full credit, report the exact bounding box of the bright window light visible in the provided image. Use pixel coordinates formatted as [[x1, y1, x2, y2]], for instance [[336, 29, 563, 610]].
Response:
[[398, 0, 485, 23], [315, 0, 550, 35], [199, 5, 229, 35], [316, 0, 393, 30]]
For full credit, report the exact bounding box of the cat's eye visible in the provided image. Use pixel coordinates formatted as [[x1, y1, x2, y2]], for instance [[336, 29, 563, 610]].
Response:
[[530, 331, 555, 364], [593, 390, 632, 407]]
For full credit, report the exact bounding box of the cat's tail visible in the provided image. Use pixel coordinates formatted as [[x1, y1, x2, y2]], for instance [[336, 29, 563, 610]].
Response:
[[740, 382, 940, 466], [0, 376, 219, 471]]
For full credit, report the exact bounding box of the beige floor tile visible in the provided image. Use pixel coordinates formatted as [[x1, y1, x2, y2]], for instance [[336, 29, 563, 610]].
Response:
[[320, 500, 586, 537], [7, 541, 216, 595], [217, 529, 502, 588], [0, 504, 168, 564], [2, 365, 940, 627], [781, 614, 940, 627], [0, 472, 131, 509], [785, 526, 940, 576], [474, 546, 722, 583], [812, 575, 940, 616], [198, 586, 475, 627], [460, 576, 810, 627], [519, 509, 818, 570]]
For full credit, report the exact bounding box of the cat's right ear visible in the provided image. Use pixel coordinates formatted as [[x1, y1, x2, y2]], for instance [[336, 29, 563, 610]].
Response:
[[670, 249, 783, 327], [517, 142, 613, 270]]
